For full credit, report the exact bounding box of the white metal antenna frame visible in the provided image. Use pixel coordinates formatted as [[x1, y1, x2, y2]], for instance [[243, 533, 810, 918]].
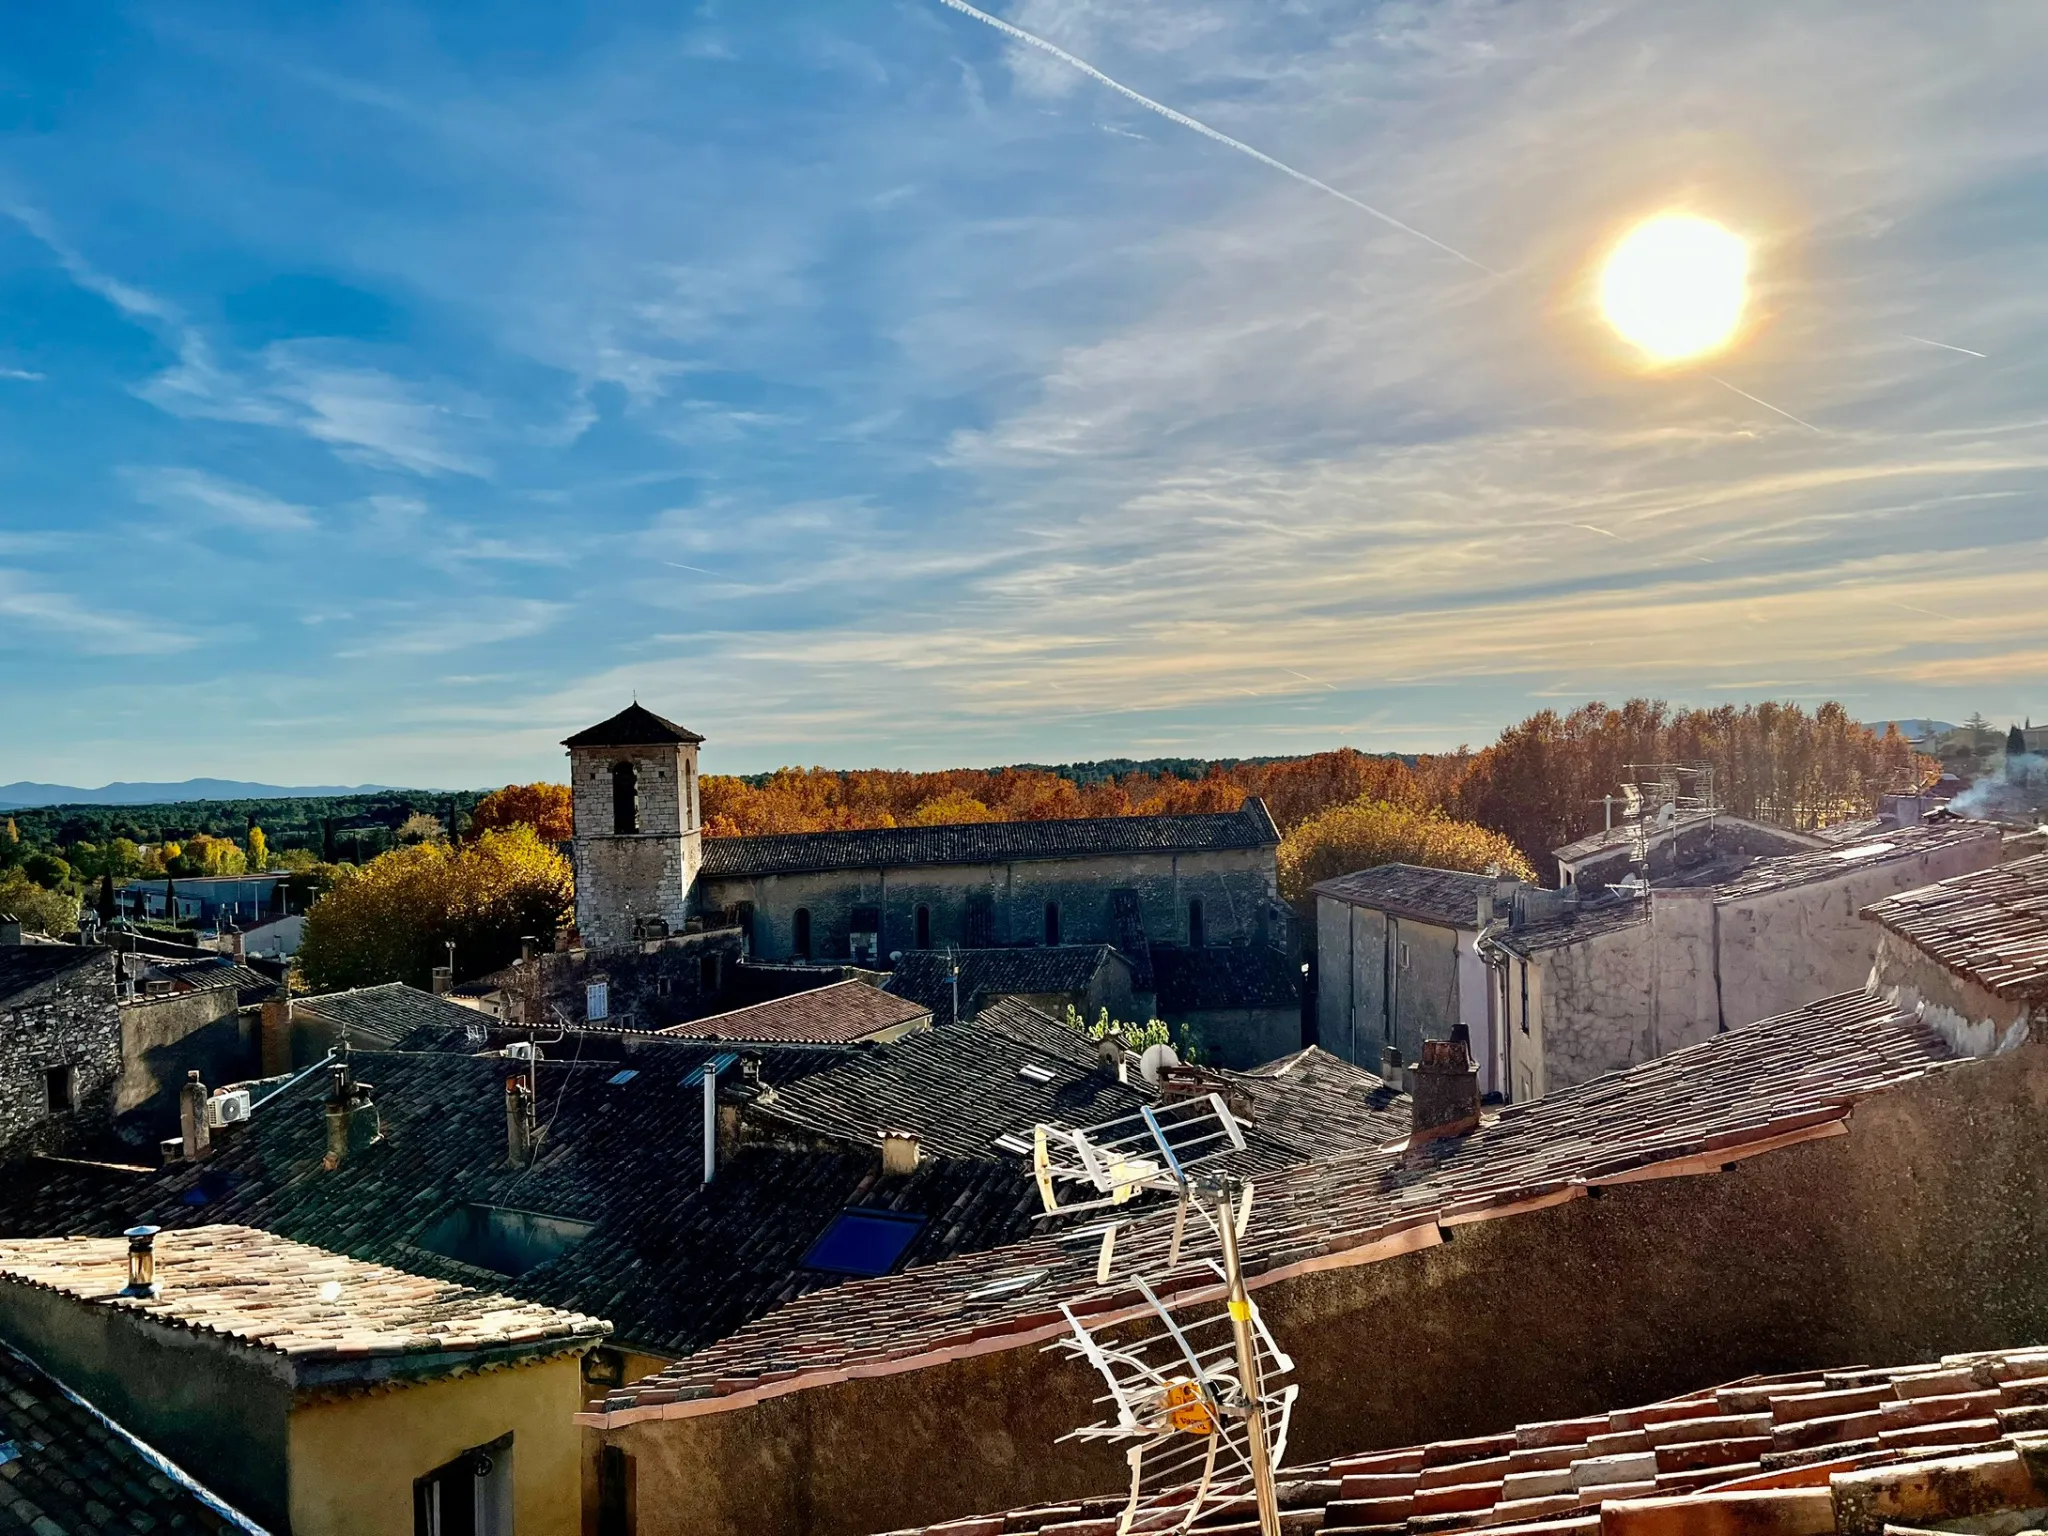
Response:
[[1030, 1097, 1288, 1536]]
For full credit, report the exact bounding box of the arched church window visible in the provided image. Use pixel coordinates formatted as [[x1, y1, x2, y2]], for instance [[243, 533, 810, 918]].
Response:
[[914, 904, 931, 950], [611, 761, 638, 835]]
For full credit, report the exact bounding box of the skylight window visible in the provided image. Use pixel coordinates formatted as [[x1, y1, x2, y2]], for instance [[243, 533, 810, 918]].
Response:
[[802, 1209, 927, 1277], [607, 1069, 639, 1086], [1017, 1062, 1057, 1084], [992, 1132, 1033, 1156], [1830, 841, 1897, 862]]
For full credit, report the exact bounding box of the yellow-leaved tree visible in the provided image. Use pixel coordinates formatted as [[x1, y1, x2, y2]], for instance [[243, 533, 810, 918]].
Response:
[[1278, 798, 1536, 919], [297, 825, 572, 992], [246, 827, 269, 871]]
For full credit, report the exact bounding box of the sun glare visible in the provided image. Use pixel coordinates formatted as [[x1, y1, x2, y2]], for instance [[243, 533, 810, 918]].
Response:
[[1599, 214, 1749, 364]]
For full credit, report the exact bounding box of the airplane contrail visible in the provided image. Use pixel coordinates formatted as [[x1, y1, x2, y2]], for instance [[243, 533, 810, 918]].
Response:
[[1708, 374, 1822, 434], [933, 0, 1499, 276], [1899, 333, 1987, 359]]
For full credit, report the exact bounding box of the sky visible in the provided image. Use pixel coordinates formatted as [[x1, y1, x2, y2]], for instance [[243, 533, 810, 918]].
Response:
[[2, 0, 2045, 788]]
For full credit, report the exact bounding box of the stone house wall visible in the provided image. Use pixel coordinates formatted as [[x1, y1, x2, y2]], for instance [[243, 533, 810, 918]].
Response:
[[700, 847, 1280, 966], [1315, 902, 1470, 1078], [511, 927, 746, 1029], [0, 952, 121, 1163], [587, 1041, 2048, 1536]]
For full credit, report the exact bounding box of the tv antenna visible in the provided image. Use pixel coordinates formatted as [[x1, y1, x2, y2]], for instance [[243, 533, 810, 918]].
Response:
[[1029, 1097, 1292, 1536]]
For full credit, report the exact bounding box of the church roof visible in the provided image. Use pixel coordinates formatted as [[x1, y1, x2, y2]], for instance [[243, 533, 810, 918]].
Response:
[[700, 800, 1281, 880], [562, 703, 705, 749]]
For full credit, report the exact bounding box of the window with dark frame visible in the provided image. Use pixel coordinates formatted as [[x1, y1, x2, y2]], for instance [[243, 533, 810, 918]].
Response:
[[1043, 902, 1061, 946], [44, 1067, 73, 1115], [699, 953, 721, 993], [1188, 898, 1205, 949], [1519, 960, 1530, 1034], [413, 1432, 514, 1536], [914, 904, 931, 950], [793, 908, 812, 960], [610, 761, 638, 835]]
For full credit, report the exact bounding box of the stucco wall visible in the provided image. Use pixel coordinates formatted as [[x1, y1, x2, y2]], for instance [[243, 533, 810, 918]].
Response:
[[1315, 902, 1482, 1079], [589, 1040, 2048, 1536], [1869, 930, 2034, 1055], [1716, 836, 2002, 1031], [117, 987, 255, 1120], [0, 952, 121, 1163], [701, 847, 1278, 965], [291, 1352, 588, 1536], [0, 1280, 294, 1529], [571, 741, 702, 949]]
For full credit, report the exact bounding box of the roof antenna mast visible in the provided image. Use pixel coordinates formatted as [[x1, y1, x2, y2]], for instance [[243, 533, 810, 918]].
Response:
[[1028, 1097, 1291, 1536]]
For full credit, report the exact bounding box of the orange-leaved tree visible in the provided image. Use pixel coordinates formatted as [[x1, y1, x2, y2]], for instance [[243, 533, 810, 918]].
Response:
[[468, 782, 574, 844], [1277, 799, 1536, 919], [298, 825, 572, 991]]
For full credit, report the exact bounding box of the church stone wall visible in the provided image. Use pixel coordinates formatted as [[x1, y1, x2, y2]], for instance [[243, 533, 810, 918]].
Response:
[[570, 742, 701, 949], [700, 847, 1279, 965]]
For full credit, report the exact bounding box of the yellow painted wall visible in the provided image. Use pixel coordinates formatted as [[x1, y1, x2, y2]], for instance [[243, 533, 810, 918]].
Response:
[[288, 1352, 589, 1535]]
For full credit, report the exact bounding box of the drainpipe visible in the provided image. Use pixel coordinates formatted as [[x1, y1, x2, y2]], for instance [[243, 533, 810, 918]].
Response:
[[702, 1059, 718, 1184]]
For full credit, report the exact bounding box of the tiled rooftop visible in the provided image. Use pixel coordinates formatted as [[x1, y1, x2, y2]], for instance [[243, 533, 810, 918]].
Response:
[[1863, 853, 2048, 1002], [562, 701, 704, 747], [1312, 865, 1499, 928], [885, 947, 1129, 1027], [0, 1337, 269, 1534], [0, 945, 103, 1008], [1225, 1047, 1408, 1163], [701, 800, 1281, 880], [588, 987, 1959, 1421], [0, 1225, 604, 1370], [141, 953, 281, 1006], [871, 1343, 2048, 1536], [292, 981, 495, 1046], [659, 979, 932, 1045]]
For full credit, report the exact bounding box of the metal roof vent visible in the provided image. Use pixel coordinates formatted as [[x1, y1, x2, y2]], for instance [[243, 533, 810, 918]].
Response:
[[122, 1226, 160, 1298]]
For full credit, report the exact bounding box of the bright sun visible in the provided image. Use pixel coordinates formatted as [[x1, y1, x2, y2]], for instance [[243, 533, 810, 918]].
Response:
[[1599, 213, 1749, 363]]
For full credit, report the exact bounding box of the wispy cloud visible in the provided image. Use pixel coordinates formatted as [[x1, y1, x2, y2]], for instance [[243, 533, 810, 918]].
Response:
[[122, 466, 316, 533], [0, 570, 196, 655], [338, 599, 566, 658]]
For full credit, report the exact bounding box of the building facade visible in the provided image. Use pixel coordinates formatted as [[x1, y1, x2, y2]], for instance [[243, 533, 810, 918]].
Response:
[[1312, 865, 1503, 1094], [0, 947, 122, 1164]]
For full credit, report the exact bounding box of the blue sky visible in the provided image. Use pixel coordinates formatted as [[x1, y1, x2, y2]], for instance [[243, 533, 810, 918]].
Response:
[[3, 1, 2045, 788]]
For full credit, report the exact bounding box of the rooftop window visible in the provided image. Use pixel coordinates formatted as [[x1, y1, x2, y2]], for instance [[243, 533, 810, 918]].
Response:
[[415, 1204, 595, 1278], [802, 1208, 926, 1277], [1017, 1062, 1057, 1084]]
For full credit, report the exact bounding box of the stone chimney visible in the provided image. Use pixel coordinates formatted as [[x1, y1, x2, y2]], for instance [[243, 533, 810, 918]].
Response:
[[520, 935, 539, 965], [880, 1129, 921, 1176], [431, 965, 454, 996], [1409, 1026, 1480, 1145], [322, 1062, 381, 1170], [506, 1072, 536, 1166], [260, 997, 295, 1077], [178, 1071, 212, 1162]]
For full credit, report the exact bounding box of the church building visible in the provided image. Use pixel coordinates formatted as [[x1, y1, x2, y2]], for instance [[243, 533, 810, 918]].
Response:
[[561, 705, 1297, 1056]]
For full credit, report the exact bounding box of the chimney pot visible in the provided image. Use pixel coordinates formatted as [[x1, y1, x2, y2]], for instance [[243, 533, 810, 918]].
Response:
[[1409, 1025, 1480, 1147], [880, 1128, 921, 1176], [179, 1071, 212, 1162], [1379, 1044, 1405, 1089], [431, 965, 454, 996], [520, 935, 539, 965], [123, 1225, 160, 1297]]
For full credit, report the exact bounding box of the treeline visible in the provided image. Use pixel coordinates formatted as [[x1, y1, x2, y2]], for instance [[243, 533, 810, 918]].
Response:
[[6, 790, 483, 857]]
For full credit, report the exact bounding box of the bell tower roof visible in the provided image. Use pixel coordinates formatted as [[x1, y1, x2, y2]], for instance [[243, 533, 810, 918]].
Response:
[[562, 703, 705, 750]]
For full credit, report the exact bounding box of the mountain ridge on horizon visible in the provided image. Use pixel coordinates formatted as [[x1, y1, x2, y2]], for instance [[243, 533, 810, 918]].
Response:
[[0, 778, 414, 810]]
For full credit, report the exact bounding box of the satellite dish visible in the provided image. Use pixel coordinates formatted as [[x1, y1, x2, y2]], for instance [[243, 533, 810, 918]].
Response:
[[1137, 1042, 1180, 1087]]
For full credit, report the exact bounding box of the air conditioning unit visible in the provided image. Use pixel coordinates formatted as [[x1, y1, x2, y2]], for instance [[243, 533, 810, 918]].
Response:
[[504, 1041, 541, 1063], [207, 1089, 253, 1128]]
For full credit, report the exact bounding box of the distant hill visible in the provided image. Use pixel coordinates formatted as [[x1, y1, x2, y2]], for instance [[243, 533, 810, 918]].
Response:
[[1869, 719, 1956, 741], [0, 778, 404, 810]]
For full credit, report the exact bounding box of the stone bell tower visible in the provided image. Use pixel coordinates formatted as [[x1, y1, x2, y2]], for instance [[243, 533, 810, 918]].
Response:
[[562, 703, 704, 949]]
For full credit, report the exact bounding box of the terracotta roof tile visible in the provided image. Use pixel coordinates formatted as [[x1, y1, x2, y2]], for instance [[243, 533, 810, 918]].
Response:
[[0, 1225, 605, 1369], [1862, 852, 2048, 1001], [659, 980, 932, 1045], [869, 1346, 2048, 1536]]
